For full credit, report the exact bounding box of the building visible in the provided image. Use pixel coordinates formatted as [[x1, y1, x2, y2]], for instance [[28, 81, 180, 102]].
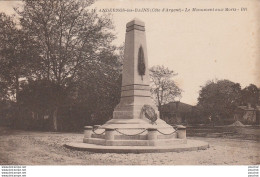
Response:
[[234, 103, 260, 125]]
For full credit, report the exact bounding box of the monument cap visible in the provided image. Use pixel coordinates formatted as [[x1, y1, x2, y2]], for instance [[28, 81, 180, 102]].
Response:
[[126, 18, 145, 28]]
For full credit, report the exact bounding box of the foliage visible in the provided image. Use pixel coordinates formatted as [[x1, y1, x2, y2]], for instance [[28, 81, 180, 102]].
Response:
[[197, 79, 242, 120], [241, 84, 260, 108], [14, 79, 68, 130], [73, 47, 122, 124], [150, 65, 182, 114], [18, 79, 68, 112], [0, 79, 9, 101], [16, 0, 115, 87], [0, 13, 40, 100], [0, 0, 123, 131], [0, 100, 15, 127]]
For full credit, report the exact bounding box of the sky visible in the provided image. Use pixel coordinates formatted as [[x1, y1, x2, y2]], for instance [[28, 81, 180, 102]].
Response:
[[0, 0, 259, 105]]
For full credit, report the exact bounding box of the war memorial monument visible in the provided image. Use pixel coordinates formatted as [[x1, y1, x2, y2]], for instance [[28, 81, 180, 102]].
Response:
[[66, 18, 209, 153]]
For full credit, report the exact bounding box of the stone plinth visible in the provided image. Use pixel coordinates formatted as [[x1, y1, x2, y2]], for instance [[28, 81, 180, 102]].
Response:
[[177, 125, 187, 139], [84, 126, 92, 138]]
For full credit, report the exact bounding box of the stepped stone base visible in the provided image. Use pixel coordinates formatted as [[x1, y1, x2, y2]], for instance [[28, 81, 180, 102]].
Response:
[[65, 139, 209, 153], [83, 138, 186, 146], [64, 124, 209, 153]]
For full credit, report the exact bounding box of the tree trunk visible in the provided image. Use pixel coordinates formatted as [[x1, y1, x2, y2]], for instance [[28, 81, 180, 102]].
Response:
[[53, 106, 58, 131], [15, 74, 19, 101], [158, 103, 162, 119]]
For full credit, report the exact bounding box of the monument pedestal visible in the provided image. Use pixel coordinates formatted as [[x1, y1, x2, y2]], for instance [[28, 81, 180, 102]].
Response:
[[65, 18, 209, 153]]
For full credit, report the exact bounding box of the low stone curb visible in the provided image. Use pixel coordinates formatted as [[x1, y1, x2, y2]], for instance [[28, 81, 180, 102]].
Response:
[[64, 139, 209, 153]]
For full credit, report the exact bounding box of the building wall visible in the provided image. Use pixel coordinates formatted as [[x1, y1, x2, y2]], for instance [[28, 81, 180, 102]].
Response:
[[242, 111, 256, 124], [235, 108, 257, 125]]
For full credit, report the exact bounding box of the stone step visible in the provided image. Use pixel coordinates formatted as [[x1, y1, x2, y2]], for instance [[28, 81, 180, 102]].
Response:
[[91, 132, 177, 140], [83, 137, 186, 146], [65, 139, 209, 153]]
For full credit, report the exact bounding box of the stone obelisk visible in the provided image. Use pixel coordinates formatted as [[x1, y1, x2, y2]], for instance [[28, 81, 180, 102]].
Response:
[[65, 19, 209, 153], [102, 18, 172, 130]]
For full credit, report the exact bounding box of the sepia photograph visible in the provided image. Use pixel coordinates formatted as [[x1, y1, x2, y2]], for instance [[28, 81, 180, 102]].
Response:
[[0, 0, 259, 175]]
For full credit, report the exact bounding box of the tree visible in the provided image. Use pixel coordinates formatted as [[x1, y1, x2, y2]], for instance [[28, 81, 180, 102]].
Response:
[[17, 79, 68, 130], [150, 65, 182, 116], [197, 79, 242, 122], [74, 47, 122, 123], [14, 0, 117, 131], [0, 13, 39, 101], [241, 84, 259, 107], [16, 0, 115, 86]]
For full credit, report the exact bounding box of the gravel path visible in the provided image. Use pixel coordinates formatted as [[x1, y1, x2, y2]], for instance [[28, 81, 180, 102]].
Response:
[[0, 127, 259, 165]]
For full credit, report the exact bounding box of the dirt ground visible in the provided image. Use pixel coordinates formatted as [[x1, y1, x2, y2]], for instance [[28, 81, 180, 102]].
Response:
[[0, 126, 259, 165]]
